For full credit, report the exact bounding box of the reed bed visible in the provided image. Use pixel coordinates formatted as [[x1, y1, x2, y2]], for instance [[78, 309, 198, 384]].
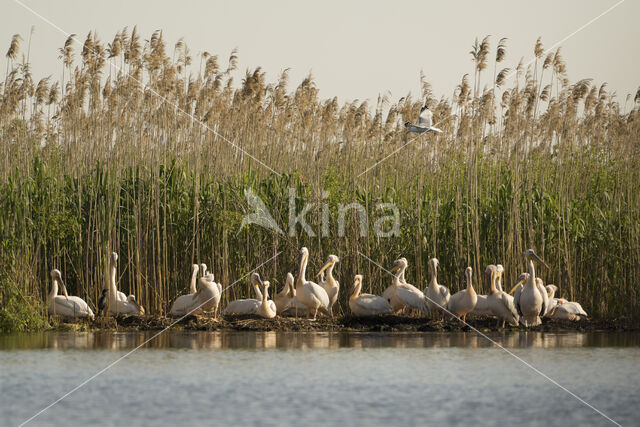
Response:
[[1, 29, 639, 330]]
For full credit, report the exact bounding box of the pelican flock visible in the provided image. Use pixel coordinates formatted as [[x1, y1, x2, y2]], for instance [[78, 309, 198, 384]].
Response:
[[43, 247, 589, 327]]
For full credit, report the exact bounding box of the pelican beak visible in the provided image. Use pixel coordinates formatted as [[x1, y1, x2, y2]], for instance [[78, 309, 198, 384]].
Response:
[[532, 252, 550, 269], [547, 291, 552, 298], [509, 278, 526, 295], [316, 261, 333, 277], [389, 264, 400, 273]]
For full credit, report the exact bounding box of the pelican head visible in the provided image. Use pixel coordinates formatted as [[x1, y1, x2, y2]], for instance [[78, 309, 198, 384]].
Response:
[[509, 272, 530, 294], [390, 258, 408, 274], [465, 266, 473, 277], [191, 264, 199, 273], [546, 284, 558, 298], [353, 274, 363, 286], [524, 249, 549, 268], [317, 254, 339, 277], [429, 258, 439, 271], [111, 252, 118, 267], [496, 264, 504, 275], [485, 264, 497, 275], [128, 295, 145, 314], [262, 280, 270, 291], [50, 269, 62, 280], [251, 272, 262, 286]]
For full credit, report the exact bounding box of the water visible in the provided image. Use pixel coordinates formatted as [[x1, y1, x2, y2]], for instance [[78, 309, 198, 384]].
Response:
[[1, 331, 638, 427]]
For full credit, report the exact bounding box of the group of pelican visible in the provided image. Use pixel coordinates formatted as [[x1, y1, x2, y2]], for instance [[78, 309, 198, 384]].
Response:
[[47, 247, 587, 326], [47, 252, 145, 319]]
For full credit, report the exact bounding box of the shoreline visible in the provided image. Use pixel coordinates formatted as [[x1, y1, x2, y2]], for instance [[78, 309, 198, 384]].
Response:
[[45, 315, 640, 333]]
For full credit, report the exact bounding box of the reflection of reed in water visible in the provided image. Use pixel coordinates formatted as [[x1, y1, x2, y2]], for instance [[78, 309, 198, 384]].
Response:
[[2, 331, 639, 351]]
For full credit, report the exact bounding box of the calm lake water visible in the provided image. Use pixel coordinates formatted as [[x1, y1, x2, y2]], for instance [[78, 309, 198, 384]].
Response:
[[1, 331, 638, 427]]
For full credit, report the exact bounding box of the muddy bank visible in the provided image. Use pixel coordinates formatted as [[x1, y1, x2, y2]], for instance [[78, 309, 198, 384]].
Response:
[[50, 314, 640, 333]]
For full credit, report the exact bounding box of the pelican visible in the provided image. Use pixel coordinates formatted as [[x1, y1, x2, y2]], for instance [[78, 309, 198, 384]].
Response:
[[349, 274, 392, 317], [448, 267, 477, 322], [108, 255, 144, 315], [273, 272, 295, 314], [276, 272, 308, 316], [389, 258, 430, 315], [224, 273, 276, 315], [404, 104, 442, 133], [169, 265, 200, 316], [486, 265, 519, 327], [317, 254, 340, 317], [548, 300, 588, 321], [253, 273, 277, 319], [471, 266, 494, 316], [544, 284, 569, 316], [109, 252, 127, 301], [127, 295, 145, 315], [513, 249, 548, 327], [47, 269, 94, 319], [382, 257, 410, 313], [195, 271, 221, 318], [295, 247, 330, 320], [424, 258, 450, 317], [495, 264, 505, 292]]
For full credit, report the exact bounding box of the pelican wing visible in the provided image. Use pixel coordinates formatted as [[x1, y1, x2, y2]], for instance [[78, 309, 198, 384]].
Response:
[[351, 294, 392, 316], [513, 286, 523, 317], [439, 285, 451, 303], [396, 284, 429, 314], [223, 298, 260, 315], [418, 107, 433, 128], [499, 292, 519, 321]]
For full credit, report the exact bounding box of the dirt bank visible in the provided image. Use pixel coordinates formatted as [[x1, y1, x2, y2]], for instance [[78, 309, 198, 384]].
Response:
[[51, 314, 640, 333]]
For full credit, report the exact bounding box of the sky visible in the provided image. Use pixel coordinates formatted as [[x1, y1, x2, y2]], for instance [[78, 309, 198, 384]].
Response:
[[2, 0, 639, 107]]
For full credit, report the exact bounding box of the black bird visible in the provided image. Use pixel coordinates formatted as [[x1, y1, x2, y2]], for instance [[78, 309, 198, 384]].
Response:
[[97, 289, 108, 317]]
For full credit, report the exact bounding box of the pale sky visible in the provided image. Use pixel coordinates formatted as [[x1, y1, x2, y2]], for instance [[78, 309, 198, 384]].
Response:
[[2, 0, 638, 106]]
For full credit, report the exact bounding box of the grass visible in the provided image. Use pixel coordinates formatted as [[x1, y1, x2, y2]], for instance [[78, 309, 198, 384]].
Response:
[[0, 29, 639, 330]]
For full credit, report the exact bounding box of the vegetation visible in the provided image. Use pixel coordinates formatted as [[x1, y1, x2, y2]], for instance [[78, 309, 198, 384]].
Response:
[[1, 29, 639, 330]]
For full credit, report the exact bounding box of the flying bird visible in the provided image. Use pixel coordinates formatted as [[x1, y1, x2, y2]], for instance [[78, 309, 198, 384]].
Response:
[[404, 105, 442, 134]]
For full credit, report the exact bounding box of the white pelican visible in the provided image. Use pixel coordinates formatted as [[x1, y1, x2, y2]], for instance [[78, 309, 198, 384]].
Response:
[[513, 249, 548, 327], [275, 272, 308, 316], [273, 272, 295, 314], [495, 264, 505, 292], [404, 104, 442, 133], [169, 265, 200, 316], [389, 258, 430, 315], [108, 255, 144, 315], [223, 273, 276, 315], [486, 265, 519, 327], [47, 269, 94, 319], [349, 274, 392, 317], [544, 284, 569, 316], [471, 266, 494, 316], [317, 254, 340, 317], [424, 258, 450, 317], [471, 265, 498, 316], [109, 252, 127, 301], [127, 295, 145, 315], [295, 247, 330, 320], [195, 270, 222, 318], [549, 300, 588, 321], [447, 267, 478, 322], [382, 257, 409, 313], [254, 274, 277, 319]]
